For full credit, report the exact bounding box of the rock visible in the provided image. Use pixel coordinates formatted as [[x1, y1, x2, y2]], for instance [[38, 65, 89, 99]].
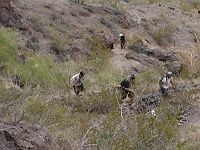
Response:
[[92, 31, 116, 49], [137, 92, 161, 112], [0, 121, 59, 150], [128, 44, 176, 61], [125, 51, 161, 70], [113, 14, 134, 29], [79, 10, 91, 17], [0, 0, 28, 30], [166, 60, 182, 74]]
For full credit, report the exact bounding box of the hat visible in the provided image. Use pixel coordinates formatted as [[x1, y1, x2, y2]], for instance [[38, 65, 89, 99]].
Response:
[[130, 74, 135, 80], [79, 71, 85, 76], [167, 71, 172, 75], [119, 33, 123, 37]]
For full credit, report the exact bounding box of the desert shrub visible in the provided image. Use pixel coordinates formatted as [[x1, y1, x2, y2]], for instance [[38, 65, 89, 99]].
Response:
[[24, 97, 68, 127], [144, 15, 177, 45], [30, 17, 44, 32], [0, 28, 18, 74], [24, 98, 47, 123], [128, 0, 174, 4], [135, 68, 161, 94], [127, 36, 143, 49], [144, 18, 154, 31], [178, 45, 200, 79], [16, 54, 66, 89], [180, 0, 200, 11], [149, 0, 160, 3], [153, 13, 168, 24], [88, 63, 123, 89], [83, 35, 111, 72], [154, 24, 177, 45]]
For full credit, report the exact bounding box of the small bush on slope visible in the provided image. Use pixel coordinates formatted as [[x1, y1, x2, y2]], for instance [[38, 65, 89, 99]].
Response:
[[0, 28, 18, 74]]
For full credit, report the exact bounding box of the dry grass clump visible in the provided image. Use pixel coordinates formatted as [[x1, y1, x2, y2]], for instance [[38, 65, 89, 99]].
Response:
[[143, 14, 177, 45], [180, 0, 200, 11], [177, 33, 200, 79]]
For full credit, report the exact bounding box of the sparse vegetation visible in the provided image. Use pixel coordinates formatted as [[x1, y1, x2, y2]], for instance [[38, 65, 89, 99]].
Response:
[[1, 0, 200, 149], [154, 24, 177, 45], [180, 0, 200, 11]]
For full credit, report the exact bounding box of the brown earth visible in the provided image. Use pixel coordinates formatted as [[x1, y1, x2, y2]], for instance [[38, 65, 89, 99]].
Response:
[[0, 0, 200, 148]]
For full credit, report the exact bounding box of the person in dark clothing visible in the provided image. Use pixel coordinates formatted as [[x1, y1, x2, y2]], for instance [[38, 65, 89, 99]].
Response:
[[119, 34, 126, 49], [120, 74, 135, 100]]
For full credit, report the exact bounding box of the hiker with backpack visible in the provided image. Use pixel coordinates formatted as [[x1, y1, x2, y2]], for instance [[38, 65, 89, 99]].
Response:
[[71, 71, 85, 95], [119, 33, 126, 49], [120, 74, 136, 103], [159, 71, 173, 97]]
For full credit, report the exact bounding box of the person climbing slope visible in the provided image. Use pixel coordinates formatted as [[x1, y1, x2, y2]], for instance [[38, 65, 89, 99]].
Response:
[[159, 71, 173, 97], [119, 33, 126, 49], [71, 71, 85, 95], [120, 74, 136, 104]]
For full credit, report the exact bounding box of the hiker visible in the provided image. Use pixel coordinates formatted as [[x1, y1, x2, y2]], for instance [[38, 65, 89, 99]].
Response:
[[71, 71, 85, 95], [159, 71, 173, 97], [120, 74, 135, 103], [119, 33, 126, 49]]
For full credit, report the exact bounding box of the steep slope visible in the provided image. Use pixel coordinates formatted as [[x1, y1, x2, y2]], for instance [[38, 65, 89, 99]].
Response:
[[1, 0, 200, 149]]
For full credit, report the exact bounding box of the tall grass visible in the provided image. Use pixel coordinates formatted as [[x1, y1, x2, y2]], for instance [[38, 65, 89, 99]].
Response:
[[0, 28, 18, 74], [180, 0, 200, 11], [15, 54, 67, 89]]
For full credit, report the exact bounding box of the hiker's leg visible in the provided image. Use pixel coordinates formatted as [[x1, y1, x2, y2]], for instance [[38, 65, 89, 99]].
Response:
[[76, 85, 82, 95], [161, 87, 168, 97], [128, 91, 134, 98], [122, 41, 125, 48], [121, 90, 128, 99], [121, 42, 123, 49], [79, 84, 84, 91], [76, 91, 80, 95], [165, 88, 169, 96], [127, 92, 134, 104]]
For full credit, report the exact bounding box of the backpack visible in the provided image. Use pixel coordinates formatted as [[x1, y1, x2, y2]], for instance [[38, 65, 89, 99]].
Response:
[[159, 76, 167, 87], [120, 78, 130, 88], [121, 35, 125, 41], [71, 74, 79, 83]]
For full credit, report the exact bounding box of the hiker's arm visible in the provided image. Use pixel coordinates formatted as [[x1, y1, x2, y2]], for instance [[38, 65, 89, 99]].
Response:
[[73, 77, 80, 93], [122, 87, 134, 93], [170, 78, 174, 86]]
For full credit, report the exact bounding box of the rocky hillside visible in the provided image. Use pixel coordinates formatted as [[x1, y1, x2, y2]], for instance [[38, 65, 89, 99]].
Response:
[[1, 0, 200, 149], [1, 0, 199, 72], [1, 0, 195, 74], [0, 121, 59, 150]]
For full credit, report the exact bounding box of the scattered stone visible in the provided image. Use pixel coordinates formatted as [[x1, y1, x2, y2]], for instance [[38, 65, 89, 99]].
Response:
[[0, 0, 28, 30], [137, 92, 161, 112], [0, 121, 59, 150]]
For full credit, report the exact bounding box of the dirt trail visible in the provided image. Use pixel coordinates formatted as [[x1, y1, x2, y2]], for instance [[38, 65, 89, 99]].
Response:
[[110, 42, 140, 71]]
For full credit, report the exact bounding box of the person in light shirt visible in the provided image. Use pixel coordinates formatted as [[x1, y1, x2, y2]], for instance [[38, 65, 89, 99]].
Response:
[[160, 71, 173, 97]]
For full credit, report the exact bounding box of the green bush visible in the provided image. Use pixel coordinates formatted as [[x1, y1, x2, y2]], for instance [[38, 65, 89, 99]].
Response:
[[16, 54, 66, 89], [135, 68, 161, 93], [0, 28, 18, 73], [154, 24, 176, 45], [83, 35, 111, 73]]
